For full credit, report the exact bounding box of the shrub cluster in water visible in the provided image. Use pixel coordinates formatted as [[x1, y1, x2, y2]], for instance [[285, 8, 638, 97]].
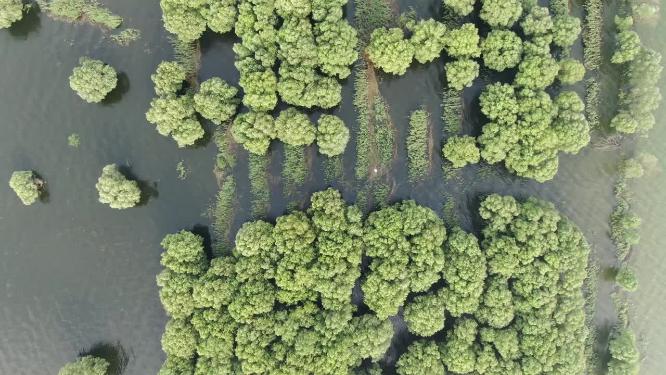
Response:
[[69, 57, 118, 103], [156, 189, 590, 374]]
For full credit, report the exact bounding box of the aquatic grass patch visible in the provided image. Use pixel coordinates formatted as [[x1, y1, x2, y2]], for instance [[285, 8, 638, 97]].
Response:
[[212, 176, 236, 254], [282, 145, 308, 196], [353, 65, 371, 180], [583, 0, 602, 70], [354, 0, 394, 45], [442, 88, 462, 134], [407, 108, 430, 183], [39, 0, 122, 29], [248, 153, 270, 218], [324, 155, 343, 184], [585, 77, 600, 130], [110, 28, 141, 46]]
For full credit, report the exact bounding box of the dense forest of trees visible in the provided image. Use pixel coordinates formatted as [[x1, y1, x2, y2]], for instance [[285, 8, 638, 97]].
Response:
[[155, 190, 590, 374]]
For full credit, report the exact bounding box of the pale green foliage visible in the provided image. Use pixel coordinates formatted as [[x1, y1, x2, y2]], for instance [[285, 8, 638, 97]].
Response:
[[612, 31, 641, 64], [523, 33, 554, 57], [160, 230, 207, 276], [316, 114, 349, 157], [479, 83, 519, 124], [610, 112, 638, 134], [444, 23, 481, 58], [363, 201, 446, 319], [607, 329, 640, 375], [367, 27, 415, 75], [0, 0, 23, 28], [274, 107, 316, 146], [481, 30, 523, 71], [446, 59, 479, 91], [476, 277, 514, 328], [42, 0, 122, 29], [9, 171, 41, 206], [315, 19, 358, 79], [442, 228, 486, 316], [441, 318, 478, 373], [403, 291, 446, 336], [480, 0, 522, 28], [69, 57, 117, 103], [240, 70, 278, 112], [553, 91, 590, 154], [277, 65, 342, 108], [158, 357, 194, 375], [443, 135, 480, 168], [558, 58, 586, 84], [95, 164, 141, 209], [162, 318, 197, 358], [443, 0, 476, 16], [146, 95, 204, 148], [57, 356, 109, 375], [160, 0, 236, 41], [397, 341, 444, 375], [520, 6, 553, 36], [615, 266, 638, 292], [275, 0, 311, 18], [408, 19, 447, 64], [231, 112, 276, 155], [620, 158, 644, 179], [151, 61, 186, 97], [552, 15, 581, 48], [515, 55, 560, 89], [277, 17, 317, 68], [193, 78, 239, 125], [206, 0, 236, 34]]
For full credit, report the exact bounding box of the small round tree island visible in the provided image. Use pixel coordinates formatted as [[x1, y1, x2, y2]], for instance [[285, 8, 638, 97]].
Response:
[[95, 164, 141, 209], [69, 57, 118, 103], [9, 170, 44, 205], [58, 355, 109, 375]]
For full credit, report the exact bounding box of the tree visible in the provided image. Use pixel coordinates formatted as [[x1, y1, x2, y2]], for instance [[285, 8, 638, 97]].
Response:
[[403, 291, 446, 336], [367, 27, 414, 75], [442, 228, 486, 316], [9, 170, 41, 205], [152, 61, 186, 97], [397, 341, 445, 375], [315, 19, 358, 79], [480, 83, 519, 124], [443, 135, 480, 168], [515, 55, 560, 89], [277, 65, 342, 109], [520, 6, 553, 36], [206, 0, 236, 34], [481, 30, 523, 71], [69, 57, 117, 103], [95, 164, 141, 209], [160, 230, 207, 275], [408, 19, 447, 64], [146, 96, 204, 147], [316, 114, 349, 157], [553, 91, 590, 154], [444, 23, 481, 58], [446, 59, 479, 91], [160, 0, 207, 42], [0, 0, 23, 29], [615, 266, 639, 291], [620, 158, 644, 179], [274, 107, 316, 146], [626, 48, 663, 87], [480, 0, 522, 28], [441, 318, 478, 373], [612, 30, 641, 64], [443, 0, 476, 16], [193, 78, 239, 125], [607, 328, 640, 375], [158, 356, 194, 375], [240, 70, 278, 112], [275, 0, 311, 18], [58, 356, 109, 375], [162, 318, 198, 359], [552, 15, 581, 48], [558, 58, 586, 84], [231, 112, 276, 155], [476, 277, 514, 328]]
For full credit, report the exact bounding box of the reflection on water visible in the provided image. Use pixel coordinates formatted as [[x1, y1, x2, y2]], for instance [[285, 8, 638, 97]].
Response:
[[0, 0, 664, 374]]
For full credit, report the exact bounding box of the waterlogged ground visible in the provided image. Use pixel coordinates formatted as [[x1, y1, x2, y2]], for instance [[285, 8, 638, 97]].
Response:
[[0, 0, 664, 374]]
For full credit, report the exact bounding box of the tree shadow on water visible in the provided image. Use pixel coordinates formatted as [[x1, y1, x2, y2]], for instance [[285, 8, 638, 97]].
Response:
[[191, 224, 213, 259], [117, 165, 158, 206], [9, 5, 41, 39], [104, 72, 130, 105], [80, 341, 130, 375]]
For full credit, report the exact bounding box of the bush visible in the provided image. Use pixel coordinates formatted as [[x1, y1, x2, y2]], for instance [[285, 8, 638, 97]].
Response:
[[43, 0, 122, 29], [9, 171, 41, 205], [274, 107, 316, 147], [146, 95, 204, 148], [151, 61, 186, 97], [193, 78, 239, 125], [231, 112, 276, 155], [558, 58, 586, 84], [480, 0, 522, 28], [481, 30, 523, 72], [408, 19, 447, 64], [57, 356, 109, 375], [316, 114, 349, 157], [444, 23, 481, 59], [615, 266, 638, 292], [0, 0, 23, 29], [367, 27, 414, 75], [95, 164, 141, 209], [443, 136, 480, 168], [69, 57, 117, 103], [446, 59, 479, 90]]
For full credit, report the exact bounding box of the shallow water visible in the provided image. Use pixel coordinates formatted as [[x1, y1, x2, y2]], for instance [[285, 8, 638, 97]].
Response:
[[0, 0, 664, 374]]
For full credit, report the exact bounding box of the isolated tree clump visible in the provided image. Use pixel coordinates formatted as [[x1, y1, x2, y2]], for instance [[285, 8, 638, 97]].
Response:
[[274, 107, 316, 147], [9, 170, 42, 205], [607, 328, 640, 375], [95, 164, 141, 209], [193, 77, 239, 125], [0, 0, 23, 29], [69, 57, 117, 103], [481, 30, 523, 71], [443, 135, 480, 168], [57, 356, 109, 375], [443, 23, 481, 59], [316, 114, 349, 157], [615, 266, 639, 292], [367, 27, 415, 75]]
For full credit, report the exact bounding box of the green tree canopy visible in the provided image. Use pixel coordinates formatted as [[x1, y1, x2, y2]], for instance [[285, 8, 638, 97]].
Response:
[[58, 356, 109, 375], [612, 30, 642, 64], [0, 0, 23, 29], [552, 15, 581, 48], [367, 27, 415, 75], [607, 328, 640, 375], [408, 19, 447, 64], [397, 340, 445, 375], [443, 135, 481, 168], [9, 170, 41, 206], [480, 0, 522, 28], [615, 266, 639, 292], [442, 228, 486, 317], [446, 59, 479, 90], [443, 0, 476, 16], [151, 61, 186, 97], [146, 95, 204, 148], [240, 70, 278, 112], [193, 77, 239, 125], [520, 6, 553, 36], [558, 58, 586, 84], [479, 83, 519, 124], [69, 57, 117, 103], [95, 164, 141, 209], [481, 30, 523, 71], [315, 19, 358, 79], [515, 54, 560, 89], [403, 291, 446, 337], [231, 112, 276, 155], [444, 23, 481, 58], [274, 107, 316, 146], [316, 114, 349, 157]]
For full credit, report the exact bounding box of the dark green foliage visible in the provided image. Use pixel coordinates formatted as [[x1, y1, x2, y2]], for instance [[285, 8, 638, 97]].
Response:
[[407, 109, 430, 182]]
